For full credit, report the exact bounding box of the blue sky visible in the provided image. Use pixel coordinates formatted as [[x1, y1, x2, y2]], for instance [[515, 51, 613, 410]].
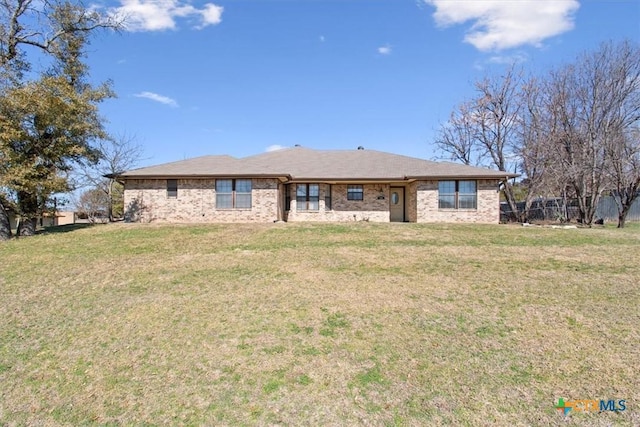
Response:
[[85, 0, 639, 168]]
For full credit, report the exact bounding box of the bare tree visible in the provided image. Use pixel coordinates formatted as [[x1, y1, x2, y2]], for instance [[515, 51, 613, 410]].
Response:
[[434, 41, 639, 226], [435, 101, 483, 166], [545, 40, 640, 225], [76, 134, 144, 221], [1, 0, 122, 68], [435, 65, 523, 221], [76, 188, 109, 223], [602, 42, 640, 228], [517, 76, 554, 221], [606, 127, 640, 228]]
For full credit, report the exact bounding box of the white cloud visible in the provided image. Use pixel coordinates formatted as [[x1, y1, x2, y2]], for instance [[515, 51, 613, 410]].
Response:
[[424, 0, 579, 51], [378, 44, 392, 55], [112, 0, 224, 32], [266, 145, 287, 152], [134, 91, 178, 107], [199, 4, 223, 28], [319, 35, 326, 43]]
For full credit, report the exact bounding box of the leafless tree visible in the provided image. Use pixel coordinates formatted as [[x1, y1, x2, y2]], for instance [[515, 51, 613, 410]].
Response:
[[435, 101, 482, 166], [601, 42, 640, 228], [606, 127, 640, 228], [517, 76, 554, 221], [1, 0, 122, 68], [77, 134, 144, 221], [545, 40, 640, 225], [435, 65, 523, 220], [434, 40, 639, 226], [75, 188, 109, 223]]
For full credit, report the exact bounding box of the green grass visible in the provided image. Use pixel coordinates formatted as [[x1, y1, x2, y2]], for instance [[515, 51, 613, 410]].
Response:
[[1, 222, 639, 425]]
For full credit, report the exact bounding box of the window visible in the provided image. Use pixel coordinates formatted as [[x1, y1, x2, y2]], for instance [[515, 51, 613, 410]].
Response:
[[216, 179, 252, 209], [216, 179, 232, 208], [347, 185, 363, 201], [391, 192, 400, 205], [167, 179, 178, 198], [325, 184, 332, 210], [296, 184, 319, 211], [235, 179, 252, 209], [458, 181, 477, 209], [438, 181, 455, 209], [438, 180, 477, 209]]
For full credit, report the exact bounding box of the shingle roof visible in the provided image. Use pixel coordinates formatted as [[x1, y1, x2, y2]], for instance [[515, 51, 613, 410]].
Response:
[[118, 155, 241, 176], [119, 147, 517, 181]]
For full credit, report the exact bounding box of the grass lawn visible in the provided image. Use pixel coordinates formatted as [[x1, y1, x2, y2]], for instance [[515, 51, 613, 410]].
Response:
[[1, 222, 638, 426]]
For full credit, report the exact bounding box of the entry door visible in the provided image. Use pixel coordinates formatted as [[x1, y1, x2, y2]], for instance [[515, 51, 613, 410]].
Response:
[[389, 187, 405, 222]]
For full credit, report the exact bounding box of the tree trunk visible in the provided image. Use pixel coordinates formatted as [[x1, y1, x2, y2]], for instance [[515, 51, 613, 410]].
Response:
[[616, 195, 636, 228], [574, 184, 592, 225], [16, 191, 39, 237], [108, 179, 114, 222], [17, 217, 37, 236], [503, 182, 521, 222], [561, 190, 570, 223], [522, 193, 537, 223], [618, 212, 627, 228], [0, 199, 12, 240]]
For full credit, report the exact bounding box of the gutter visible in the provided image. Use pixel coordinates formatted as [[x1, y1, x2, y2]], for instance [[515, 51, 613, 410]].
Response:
[[112, 173, 292, 180], [405, 173, 520, 181]]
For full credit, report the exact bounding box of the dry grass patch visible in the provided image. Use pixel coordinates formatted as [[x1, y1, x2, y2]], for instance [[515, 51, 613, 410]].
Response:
[[1, 222, 639, 425]]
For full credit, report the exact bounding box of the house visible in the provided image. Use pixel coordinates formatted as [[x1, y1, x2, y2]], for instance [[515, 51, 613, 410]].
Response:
[[118, 146, 517, 224], [5, 210, 76, 231], [44, 211, 76, 227]]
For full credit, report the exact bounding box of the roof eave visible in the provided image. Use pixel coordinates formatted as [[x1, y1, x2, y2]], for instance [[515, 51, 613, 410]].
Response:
[[119, 173, 290, 179], [406, 173, 519, 180], [287, 177, 406, 183]]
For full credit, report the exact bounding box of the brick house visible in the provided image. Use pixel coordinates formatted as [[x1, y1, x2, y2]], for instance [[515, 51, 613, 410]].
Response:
[[118, 147, 517, 223]]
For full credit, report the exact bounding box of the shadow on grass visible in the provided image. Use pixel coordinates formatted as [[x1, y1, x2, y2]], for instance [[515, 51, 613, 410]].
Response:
[[39, 223, 99, 234]]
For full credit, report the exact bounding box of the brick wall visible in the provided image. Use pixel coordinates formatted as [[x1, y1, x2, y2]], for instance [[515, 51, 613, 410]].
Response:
[[123, 178, 502, 224], [123, 178, 280, 223], [285, 184, 391, 222], [406, 182, 418, 223], [414, 179, 500, 223]]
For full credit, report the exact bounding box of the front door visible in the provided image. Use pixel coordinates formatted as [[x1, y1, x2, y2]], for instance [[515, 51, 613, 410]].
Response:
[[389, 187, 405, 222]]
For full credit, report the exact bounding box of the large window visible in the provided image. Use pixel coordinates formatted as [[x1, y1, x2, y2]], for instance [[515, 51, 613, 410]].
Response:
[[347, 185, 363, 201], [167, 179, 178, 198], [216, 179, 252, 209], [438, 180, 477, 209], [457, 181, 477, 209], [297, 184, 319, 211]]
